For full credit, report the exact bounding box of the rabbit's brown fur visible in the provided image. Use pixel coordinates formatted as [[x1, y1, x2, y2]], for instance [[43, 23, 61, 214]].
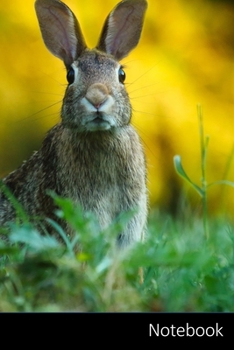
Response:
[[0, 0, 148, 247]]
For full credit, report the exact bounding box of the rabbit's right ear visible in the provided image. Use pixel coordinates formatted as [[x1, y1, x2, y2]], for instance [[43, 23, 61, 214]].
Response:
[[35, 0, 86, 67]]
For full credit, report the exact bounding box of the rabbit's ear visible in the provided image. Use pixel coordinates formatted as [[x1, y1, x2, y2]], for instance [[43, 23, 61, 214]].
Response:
[[97, 0, 147, 60], [35, 0, 86, 67]]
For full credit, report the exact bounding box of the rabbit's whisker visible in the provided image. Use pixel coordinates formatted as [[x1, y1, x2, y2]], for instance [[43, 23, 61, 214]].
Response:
[[16, 101, 62, 123]]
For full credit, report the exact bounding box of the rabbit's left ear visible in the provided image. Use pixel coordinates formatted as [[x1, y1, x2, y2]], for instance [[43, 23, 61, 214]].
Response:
[[35, 0, 86, 67], [97, 0, 147, 60]]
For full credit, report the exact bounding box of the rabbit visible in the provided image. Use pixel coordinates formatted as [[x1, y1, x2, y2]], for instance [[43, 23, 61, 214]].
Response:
[[0, 0, 148, 248]]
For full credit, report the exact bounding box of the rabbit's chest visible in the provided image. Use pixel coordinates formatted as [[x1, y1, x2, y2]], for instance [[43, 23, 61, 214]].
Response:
[[60, 150, 131, 212], [64, 157, 123, 227], [70, 155, 123, 201], [56, 129, 144, 227]]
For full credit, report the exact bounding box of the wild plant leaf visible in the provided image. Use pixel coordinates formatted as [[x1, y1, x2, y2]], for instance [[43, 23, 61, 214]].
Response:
[[9, 224, 60, 251], [0, 246, 19, 255], [0, 180, 28, 223], [46, 218, 74, 255], [208, 180, 234, 189], [96, 256, 113, 274], [173, 155, 203, 197]]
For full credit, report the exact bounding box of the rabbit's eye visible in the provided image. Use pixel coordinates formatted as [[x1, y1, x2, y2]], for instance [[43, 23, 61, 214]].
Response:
[[67, 67, 75, 85], [118, 68, 126, 84]]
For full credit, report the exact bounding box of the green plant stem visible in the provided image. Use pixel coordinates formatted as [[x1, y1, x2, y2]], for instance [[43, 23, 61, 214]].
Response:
[[198, 105, 209, 240]]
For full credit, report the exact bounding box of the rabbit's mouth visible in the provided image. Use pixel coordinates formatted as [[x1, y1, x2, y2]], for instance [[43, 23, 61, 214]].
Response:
[[83, 113, 116, 132]]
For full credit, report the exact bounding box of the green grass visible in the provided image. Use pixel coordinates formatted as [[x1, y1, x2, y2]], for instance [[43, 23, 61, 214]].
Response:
[[0, 204, 234, 312], [1, 107, 234, 312]]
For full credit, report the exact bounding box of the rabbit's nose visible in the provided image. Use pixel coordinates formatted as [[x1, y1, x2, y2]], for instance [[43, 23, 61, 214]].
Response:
[[85, 83, 109, 109]]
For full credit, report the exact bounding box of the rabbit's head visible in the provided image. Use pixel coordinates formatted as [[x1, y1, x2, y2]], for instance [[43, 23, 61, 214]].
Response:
[[62, 50, 132, 132], [35, 0, 147, 132]]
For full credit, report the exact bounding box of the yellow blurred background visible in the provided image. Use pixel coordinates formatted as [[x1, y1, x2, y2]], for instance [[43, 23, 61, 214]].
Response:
[[1, 0, 234, 217]]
